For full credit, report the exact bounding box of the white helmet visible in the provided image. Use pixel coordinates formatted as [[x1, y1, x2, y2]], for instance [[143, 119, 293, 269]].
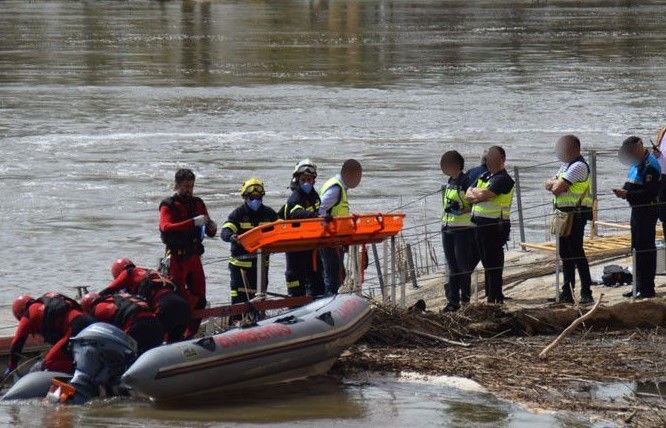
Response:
[[293, 159, 317, 178]]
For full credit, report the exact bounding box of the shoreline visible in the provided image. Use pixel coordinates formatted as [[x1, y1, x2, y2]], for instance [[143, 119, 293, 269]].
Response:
[[331, 303, 666, 427]]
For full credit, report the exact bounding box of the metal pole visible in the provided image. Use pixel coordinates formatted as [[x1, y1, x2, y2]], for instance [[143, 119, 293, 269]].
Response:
[[391, 236, 396, 304], [382, 240, 388, 302], [405, 243, 419, 289], [475, 270, 480, 303], [257, 249, 265, 295], [555, 238, 561, 302], [372, 243, 385, 299], [514, 166, 527, 247], [400, 258, 406, 308], [632, 248, 637, 298], [354, 245, 362, 296], [589, 150, 598, 238]]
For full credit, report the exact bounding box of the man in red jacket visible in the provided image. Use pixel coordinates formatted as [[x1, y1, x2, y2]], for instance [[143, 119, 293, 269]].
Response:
[[7, 293, 95, 374], [80, 292, 164, 355], [100, 258, 191, 343], [159, 168, 217, 337]]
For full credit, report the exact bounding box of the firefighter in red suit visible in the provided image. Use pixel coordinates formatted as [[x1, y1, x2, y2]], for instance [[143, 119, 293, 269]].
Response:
[[80, 291, 164, 355], [159, 168, 216, 337], [7, 293, 95, 375], [100, 258, 191, 343]]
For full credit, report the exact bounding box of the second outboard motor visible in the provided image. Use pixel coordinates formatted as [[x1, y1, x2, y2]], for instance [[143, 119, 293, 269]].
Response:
[[47, 323, 137, 405]]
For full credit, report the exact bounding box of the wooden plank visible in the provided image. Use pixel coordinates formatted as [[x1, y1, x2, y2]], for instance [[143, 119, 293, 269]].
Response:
[[194, 296, 313, 318]]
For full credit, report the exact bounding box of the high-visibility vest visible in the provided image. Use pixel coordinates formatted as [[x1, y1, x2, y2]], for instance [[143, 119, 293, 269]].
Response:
[[554, 160, 592, 208], [471, 175, 514, 220], [441, 184, 472, 227], [319, 177, 349, 217]]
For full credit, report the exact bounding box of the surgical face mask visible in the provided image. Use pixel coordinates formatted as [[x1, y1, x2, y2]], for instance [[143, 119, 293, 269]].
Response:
[[247, 198, 262, 211], [300, 182, 313, 194]]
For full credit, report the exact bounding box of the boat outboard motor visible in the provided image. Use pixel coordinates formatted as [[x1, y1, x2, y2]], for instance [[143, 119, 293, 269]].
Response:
[[46, 323, 138, 405]]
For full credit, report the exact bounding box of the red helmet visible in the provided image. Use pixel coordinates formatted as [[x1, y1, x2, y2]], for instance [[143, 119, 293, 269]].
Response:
[[12, 295, 34, 321], [80, 292, 100, 314], [111, 258, 135, 279]]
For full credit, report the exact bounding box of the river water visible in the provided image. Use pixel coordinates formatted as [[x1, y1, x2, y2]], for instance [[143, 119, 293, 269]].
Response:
[[1, 0, 664, 425]]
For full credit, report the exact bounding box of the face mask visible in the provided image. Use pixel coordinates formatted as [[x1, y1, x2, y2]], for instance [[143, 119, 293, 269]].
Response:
[[300, 182, 313, 193], [247, 198, 262, 211]]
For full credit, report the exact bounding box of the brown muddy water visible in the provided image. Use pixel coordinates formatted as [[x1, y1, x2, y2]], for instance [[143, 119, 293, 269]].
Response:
[[1, 0, 665, 425]]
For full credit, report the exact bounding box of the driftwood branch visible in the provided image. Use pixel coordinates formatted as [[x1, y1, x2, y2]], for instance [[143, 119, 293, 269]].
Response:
[[394, 326, 470, 347], [538, 294, 604, 359]]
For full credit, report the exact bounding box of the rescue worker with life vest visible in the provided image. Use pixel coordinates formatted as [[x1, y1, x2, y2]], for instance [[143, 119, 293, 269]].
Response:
[[7, 293, 95, 375], [278, 159, 325, 297], [440, 150, 479, 312], [544, 135, 594, 304], [466, 146, 514, 304], [614, 136, 661, 299], [80, 291, 164, 355], [317, 159, 363, 295], [221, 179, 278, 303], [159, 168, 217, 338], [99, 258, 191, 343]]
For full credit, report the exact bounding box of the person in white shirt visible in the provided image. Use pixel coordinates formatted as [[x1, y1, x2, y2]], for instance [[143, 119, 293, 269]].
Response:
[[651, 126, 666, 238]]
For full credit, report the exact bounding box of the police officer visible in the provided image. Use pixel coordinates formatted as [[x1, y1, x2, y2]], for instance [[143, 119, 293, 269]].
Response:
[[466, 146, 514, 304], [545, 135, 594, 304], [440, 150, 478, 312], [221, 179, 278, 303], [280, 159, 325, 297], [614, 136, 661, 299], [317, 159, 363, 295]]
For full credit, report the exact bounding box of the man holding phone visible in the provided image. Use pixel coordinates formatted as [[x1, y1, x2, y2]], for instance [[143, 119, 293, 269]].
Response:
[[614, 136, 661, 299]]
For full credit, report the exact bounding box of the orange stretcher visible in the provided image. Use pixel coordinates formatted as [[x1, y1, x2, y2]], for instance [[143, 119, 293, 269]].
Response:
[[238, 213, 405, 254]]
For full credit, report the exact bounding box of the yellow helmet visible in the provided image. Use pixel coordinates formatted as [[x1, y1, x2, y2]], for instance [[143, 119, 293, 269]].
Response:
[[240, 178, 265, 197]]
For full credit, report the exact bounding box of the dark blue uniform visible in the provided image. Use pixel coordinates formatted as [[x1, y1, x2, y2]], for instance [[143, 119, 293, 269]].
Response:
[[623, 152, 661, 297]]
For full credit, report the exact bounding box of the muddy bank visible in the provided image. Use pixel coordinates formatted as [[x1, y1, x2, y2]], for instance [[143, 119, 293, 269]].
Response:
[[333, 302, 666, 427]]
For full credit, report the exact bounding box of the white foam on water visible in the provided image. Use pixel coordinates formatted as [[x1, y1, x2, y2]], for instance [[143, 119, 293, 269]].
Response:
[[396, 371, 488, 393]]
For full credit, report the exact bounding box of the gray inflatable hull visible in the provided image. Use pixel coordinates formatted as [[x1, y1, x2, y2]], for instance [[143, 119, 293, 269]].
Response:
[[122, 294, 372, 401], [2, 371, 71, 401]]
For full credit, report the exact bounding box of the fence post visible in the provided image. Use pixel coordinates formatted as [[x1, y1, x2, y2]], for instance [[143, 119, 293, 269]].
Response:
[[391, 236, 397, 304], [589, 150, 598, 239], [632, 248, 637, 298], [372, 243, 385, 300], [514, 166, 527, 249], [405, 243, 419, 289], [554, 239, 560, 302]]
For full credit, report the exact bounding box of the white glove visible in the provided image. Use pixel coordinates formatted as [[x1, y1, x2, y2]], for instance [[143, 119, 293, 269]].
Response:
[[193, 215, 206, 227]]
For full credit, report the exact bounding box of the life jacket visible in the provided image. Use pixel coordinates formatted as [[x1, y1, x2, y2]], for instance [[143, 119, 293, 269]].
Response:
[[35, 293, 81, 344], [319, 176, 349, 217], [223, 204, 276, 268], [159, 195, 206, 256], [111, 293, 152, 327], [136, 269, 177, 302]]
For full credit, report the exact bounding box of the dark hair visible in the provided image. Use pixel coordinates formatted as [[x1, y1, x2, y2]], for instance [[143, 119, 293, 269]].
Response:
[[559, 134, 581, 150], [440, 150, 465, 170], [175, 168, 196, 184], [488, 145, 506, 160], [621, 136, 642, 149]]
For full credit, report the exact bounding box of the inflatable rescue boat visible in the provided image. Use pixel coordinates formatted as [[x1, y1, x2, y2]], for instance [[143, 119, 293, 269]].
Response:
[[122, 294, 372, 401]]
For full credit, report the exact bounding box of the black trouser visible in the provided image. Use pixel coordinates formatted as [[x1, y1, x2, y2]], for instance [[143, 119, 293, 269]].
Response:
[[474, 220, 506, 303], [558, 211, 592, 297], [442, 226, 478, 306], [229, 262, 269, 304], [127, 317, 165, 355], [320, 246, 346, 295], [631, 204, 658, 296], [157, 292, 191, 343], [286, 250, 325, 297], [659, 174, 666, 238]]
